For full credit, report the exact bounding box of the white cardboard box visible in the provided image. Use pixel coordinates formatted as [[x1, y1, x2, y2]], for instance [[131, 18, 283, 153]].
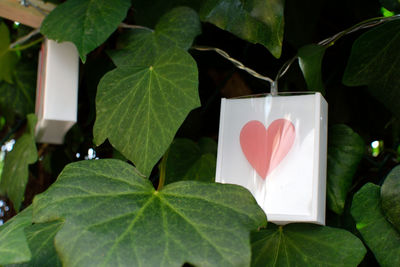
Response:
[[35, 39, 79, 144], [216, 93, 328, 225]]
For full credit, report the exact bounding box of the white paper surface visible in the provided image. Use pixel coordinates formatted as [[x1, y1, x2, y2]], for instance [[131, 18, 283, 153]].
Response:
[[216, 93, 327, 224]]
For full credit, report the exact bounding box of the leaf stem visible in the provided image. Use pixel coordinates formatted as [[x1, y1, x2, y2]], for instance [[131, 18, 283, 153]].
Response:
[[157, 149, 169, 191], [9, 37, 44, 51]]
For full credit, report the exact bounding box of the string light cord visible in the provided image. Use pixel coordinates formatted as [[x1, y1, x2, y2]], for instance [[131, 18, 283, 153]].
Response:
[[9, 28, 41, 49], [192, 46, 275, 85], [273, 14, 400, 93], [318, 14, 400, 46]]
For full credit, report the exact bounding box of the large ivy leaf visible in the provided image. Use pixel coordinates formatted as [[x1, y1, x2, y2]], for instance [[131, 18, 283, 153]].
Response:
[[343, 20, 400, 118], [298, 44, 326, 94], [0, 114, 38, 211], [251, 223, 366, 267], [0, 207, 32, 265], [381, 165, 400, 231], [96, 7, 202, 176], [351, 183, 400, 267], [0, 22, 18, 84], [155, 6, 201, 50], [94, 38, 200, 177], [40, 0, 131, 62], [8, 221, 64, 267], [199, 0, 285, 58], [327, 124, 364, 214], [0, 61, 37, 119], [165, 138, 217, 185], [32, 159, 266, 266], [111, 6, 201, 66]]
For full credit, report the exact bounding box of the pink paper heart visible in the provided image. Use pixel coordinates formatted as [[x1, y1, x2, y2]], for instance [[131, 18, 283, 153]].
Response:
[[240, 119, 295, 179]]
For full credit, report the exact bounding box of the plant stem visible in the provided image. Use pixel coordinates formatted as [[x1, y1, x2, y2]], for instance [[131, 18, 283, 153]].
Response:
[[157, 149, 169, 191], [9, 37, 44, 51]]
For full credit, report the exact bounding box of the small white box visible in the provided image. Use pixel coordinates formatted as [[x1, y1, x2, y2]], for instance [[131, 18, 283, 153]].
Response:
[[35, 39, 79, 144], [216, 93, 328, 225]]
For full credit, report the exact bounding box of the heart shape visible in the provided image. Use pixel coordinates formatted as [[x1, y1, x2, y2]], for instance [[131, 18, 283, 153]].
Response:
[[240, 119, 295, 179]]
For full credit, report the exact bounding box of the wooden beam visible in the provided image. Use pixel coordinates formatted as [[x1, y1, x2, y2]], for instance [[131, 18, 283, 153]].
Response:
[[0, 0, 55, 28]]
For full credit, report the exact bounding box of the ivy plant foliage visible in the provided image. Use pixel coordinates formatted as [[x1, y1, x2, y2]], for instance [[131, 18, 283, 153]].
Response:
[[94, 7, 201, 177], [297, 44, 326, 94], [343, 19, 400, 118], [0, 208, 63, 267], [351, 183, 400, 267], [40, 0, 131, 62], [326, 124, 364, 215], [31, 159, 267, 266], [0, 22, 18, 84], [0, 61, 37, 120], [381, 165, 400, 231], [0, 207, 32, 265], [251, 223, 366, 267], [164, 138, 217, 185], [0, 114, 38, 211], [199, 0, 285, 58]]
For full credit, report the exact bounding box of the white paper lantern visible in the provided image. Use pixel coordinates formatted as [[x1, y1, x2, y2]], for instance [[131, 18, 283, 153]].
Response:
[[35, 39, 79, 144], [216, 93, 328, 225]]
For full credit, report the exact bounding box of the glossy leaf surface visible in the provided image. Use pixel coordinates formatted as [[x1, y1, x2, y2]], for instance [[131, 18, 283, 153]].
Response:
[[165, 138, 217, 185], [343, 20, 400, 118], [0, 22, 18, 84], [381, 165, 400, 231], [32, 159, 267, 266], [0, 114, 37, 211], [327, 124, 364, 214], [351, 183, 400, 267], [298, 44, 326, 94], [200, 0, 285, 58], [40, 0, 131, 62], [0, 207, 32, 265], [251, 223, 366, 266]]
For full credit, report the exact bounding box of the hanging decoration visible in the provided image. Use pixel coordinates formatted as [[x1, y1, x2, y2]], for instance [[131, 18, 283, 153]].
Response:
[[216, 92, 328, 225], [35, 39, 79, 144]]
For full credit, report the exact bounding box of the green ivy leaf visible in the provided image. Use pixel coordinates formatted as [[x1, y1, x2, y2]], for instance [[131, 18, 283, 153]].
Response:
[[8, 221, 64, 267], [0, 22, 18, 84], [199, 0, 285, 58], [0, 114, 38, 211], [251, 223, 366, 267], [351, 183, 400, 267], [165, 138, 217, 185], [0, 61, 37, 119], [111, 6, 201, 66], [40, 0, 131, 62], [343, 20, 400, 118], [298, 44, 326, 94], [0, 207, 32, 265], [32, 159, 266, 266], [155, 6, 201, 50], [381, 165, 400, 232], [94, 36, 200, 176], [327, 124, 364, 214]]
